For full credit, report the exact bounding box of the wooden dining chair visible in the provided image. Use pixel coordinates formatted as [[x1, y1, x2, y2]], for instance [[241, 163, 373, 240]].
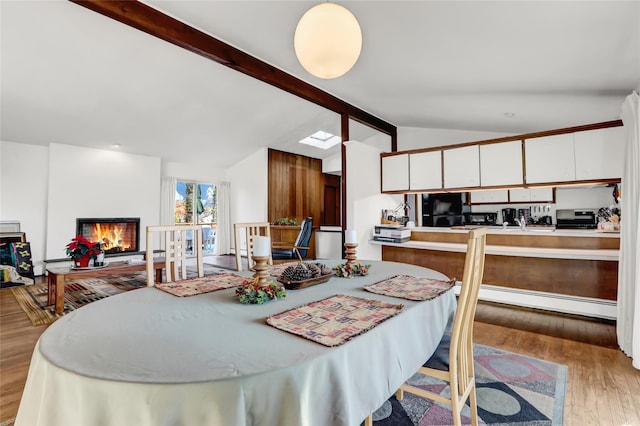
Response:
[[233, 222, 272, 271], [145, 225, 204, 286], [365, 227, 487, 426]]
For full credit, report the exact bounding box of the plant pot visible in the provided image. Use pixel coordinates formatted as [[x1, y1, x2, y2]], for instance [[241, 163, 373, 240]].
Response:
[[74, 254, 92, 268]]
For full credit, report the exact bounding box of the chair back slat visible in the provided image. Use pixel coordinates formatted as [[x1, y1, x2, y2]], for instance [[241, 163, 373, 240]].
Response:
[[233, 222, 272, 271], [145, 225, 204, 287], [450, 228, 487, 395]]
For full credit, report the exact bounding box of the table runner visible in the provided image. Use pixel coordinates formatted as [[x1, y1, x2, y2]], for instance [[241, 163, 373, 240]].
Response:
[[266, 294, 403, 347], [155, 273, 246, 297], [363, 275, 456, 301]]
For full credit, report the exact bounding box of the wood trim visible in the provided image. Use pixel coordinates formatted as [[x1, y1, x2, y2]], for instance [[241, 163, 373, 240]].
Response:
[[382, 246, 618, 300], [70, 0, 396, 137], [409, 231, 621, 249], [383, 119, 623, 156], [341, 114, 349, 250]]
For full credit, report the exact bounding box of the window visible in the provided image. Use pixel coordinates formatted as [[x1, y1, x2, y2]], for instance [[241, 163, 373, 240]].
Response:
[[175, 181, 217, 253]]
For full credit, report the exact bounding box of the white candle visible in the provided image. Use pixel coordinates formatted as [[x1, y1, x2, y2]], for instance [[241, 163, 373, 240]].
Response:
[[345, 229, 357, 244], [253, 236, 271, 257]]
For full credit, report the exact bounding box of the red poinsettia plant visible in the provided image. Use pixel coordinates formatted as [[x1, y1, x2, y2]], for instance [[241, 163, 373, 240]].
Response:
[[65, 235, 102, 259]]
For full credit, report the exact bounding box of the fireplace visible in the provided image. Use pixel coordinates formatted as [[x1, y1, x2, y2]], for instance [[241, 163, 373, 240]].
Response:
[[76, 217, 140, 257]]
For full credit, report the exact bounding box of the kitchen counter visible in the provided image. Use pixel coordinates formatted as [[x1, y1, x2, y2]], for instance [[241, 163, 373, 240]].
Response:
[[370, 239, 618, 261], [411, 226, 619, 238], [374, 225, 619, 318]]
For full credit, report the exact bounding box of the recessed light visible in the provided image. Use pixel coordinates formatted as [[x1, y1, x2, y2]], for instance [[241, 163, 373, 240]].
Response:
[[504, 112, 515, 118], [112, 144, 121, 148]]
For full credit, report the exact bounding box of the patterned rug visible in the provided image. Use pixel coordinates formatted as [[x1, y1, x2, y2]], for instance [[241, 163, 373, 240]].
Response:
[[11, 264, 227, 326], [367, 344, 567, 426]]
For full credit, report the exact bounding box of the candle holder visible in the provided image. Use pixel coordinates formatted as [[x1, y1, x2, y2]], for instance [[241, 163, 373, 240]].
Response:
[[344, 243, 358, 265], [252, 255, 271, 287]]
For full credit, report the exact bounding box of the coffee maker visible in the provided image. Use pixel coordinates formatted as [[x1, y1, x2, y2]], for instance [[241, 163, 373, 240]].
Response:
[[502, 208, 517, 225]]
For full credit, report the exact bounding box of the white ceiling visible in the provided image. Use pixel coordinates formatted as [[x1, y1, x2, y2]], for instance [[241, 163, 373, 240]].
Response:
[[2, 1, 639, 169]]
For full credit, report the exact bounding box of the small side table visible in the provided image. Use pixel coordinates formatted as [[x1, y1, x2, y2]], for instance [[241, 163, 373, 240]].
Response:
[[46, 260, 165, 314]]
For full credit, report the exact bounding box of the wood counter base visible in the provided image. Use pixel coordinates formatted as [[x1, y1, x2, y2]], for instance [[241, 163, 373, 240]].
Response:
[[382, 246, 618, 300]]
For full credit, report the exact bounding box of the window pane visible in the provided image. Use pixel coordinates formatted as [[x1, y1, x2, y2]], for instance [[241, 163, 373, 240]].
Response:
[[198, 184, 216, 224], [175, 182, 195, 224]]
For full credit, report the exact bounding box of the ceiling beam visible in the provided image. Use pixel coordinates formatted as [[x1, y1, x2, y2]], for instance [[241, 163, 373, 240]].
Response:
[[70, 0, 397, 137]]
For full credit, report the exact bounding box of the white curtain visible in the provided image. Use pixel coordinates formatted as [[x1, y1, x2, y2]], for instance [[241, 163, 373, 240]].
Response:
[[160, 176, 177, 226], [215, 181, 231, 255], [617, 91, 640, 370]]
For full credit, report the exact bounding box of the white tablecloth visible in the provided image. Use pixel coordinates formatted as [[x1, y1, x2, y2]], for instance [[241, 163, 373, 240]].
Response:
[[16, 260, 456, 426]]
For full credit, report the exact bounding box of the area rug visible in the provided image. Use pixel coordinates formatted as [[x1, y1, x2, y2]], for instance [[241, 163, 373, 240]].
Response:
[[11, 264, 228, 326], [367, 344, 567, 426]]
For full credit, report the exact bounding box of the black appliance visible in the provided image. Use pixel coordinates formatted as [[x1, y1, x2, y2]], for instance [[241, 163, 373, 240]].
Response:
[[422, 193, 464, 227], [517, 208, 530, 224], [465, 212, 497, 226], [556, 209, 597, 229], [501, 208, 517, 225]]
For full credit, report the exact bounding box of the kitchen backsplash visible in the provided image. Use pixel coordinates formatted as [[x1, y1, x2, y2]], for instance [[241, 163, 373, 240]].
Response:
[[469, 185, 618, 225]]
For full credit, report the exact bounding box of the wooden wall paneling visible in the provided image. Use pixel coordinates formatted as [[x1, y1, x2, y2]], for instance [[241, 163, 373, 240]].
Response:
[[410, 230, 620, 250], [382, 246, 618, 300], [268, 150, 324, 258]]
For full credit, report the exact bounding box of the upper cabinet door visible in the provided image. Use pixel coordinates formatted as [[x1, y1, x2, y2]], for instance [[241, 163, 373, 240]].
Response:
[[409, 151, 442, 190], [381, 154, 409, 192], [480, 141, 523, 186], [469, 189, 509, 204], [525, 133, 575, 184], [574, 126, 625, 180], [443, 145, 480, 188]]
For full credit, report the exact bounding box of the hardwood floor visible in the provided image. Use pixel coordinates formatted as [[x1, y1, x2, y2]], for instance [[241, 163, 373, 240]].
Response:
[[1, 280, 639, 425]]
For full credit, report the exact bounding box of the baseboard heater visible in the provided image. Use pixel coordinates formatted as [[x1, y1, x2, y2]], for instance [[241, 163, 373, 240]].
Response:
[[453, 282, 617, 320]]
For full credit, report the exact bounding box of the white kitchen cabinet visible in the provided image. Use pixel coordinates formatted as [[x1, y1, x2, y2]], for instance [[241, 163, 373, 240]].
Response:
[[508, 189, 531, 202], [409, 151, 442, 190], [529, 187, 554, 202], [480, 141, 523, 186], [509, 187, 554, 202], [469, 189, 509, 204], [443, 145, 480, 188], [525, 133, 575, 184], [574, 126, 625, 180], [381, 154, 409, 192]]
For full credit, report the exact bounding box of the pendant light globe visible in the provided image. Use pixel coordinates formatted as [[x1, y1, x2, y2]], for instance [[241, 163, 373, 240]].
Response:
[[294, 3, 362, 79]]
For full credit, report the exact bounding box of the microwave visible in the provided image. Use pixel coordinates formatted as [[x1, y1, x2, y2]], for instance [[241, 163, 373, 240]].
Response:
[[465, 212, 498, 226]]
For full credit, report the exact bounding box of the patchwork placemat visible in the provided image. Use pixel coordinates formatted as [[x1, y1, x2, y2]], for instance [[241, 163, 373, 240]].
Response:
[[155, 273, 246, 297], [363, 275, 456, 301], [266, 294, 403, 347]]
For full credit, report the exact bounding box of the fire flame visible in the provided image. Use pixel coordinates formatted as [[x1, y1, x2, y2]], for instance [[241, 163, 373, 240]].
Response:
[[88, 223, 134, 252]]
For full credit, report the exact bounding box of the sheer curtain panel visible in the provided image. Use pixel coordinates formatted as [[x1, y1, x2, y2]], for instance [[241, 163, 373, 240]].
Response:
[[214, 181, 231, 255], [160, 177, 177, 226], [617, 91, 640, 370]]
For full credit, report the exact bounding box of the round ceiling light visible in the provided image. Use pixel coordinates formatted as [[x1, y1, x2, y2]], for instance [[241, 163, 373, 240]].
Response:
[[294, 3, 362, 79]]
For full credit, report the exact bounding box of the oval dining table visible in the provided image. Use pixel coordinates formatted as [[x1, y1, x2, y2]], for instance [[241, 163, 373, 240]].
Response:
[[15, 260, 456, 426]]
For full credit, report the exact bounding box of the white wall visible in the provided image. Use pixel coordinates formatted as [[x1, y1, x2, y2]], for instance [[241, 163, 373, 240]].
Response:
[[45, 143, 161, 261], [0, 141, 49, 275], [226, 147, 268, 252], [398, 126, 510, 151], [345, 140, 403, 261], [555, 185, 615, 210], [162, 161, 227, 182], [322, 152, 341, 175]]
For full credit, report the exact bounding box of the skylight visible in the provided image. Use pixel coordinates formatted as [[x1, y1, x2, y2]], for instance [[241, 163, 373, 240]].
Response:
[[299, 131, 341, 149]]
